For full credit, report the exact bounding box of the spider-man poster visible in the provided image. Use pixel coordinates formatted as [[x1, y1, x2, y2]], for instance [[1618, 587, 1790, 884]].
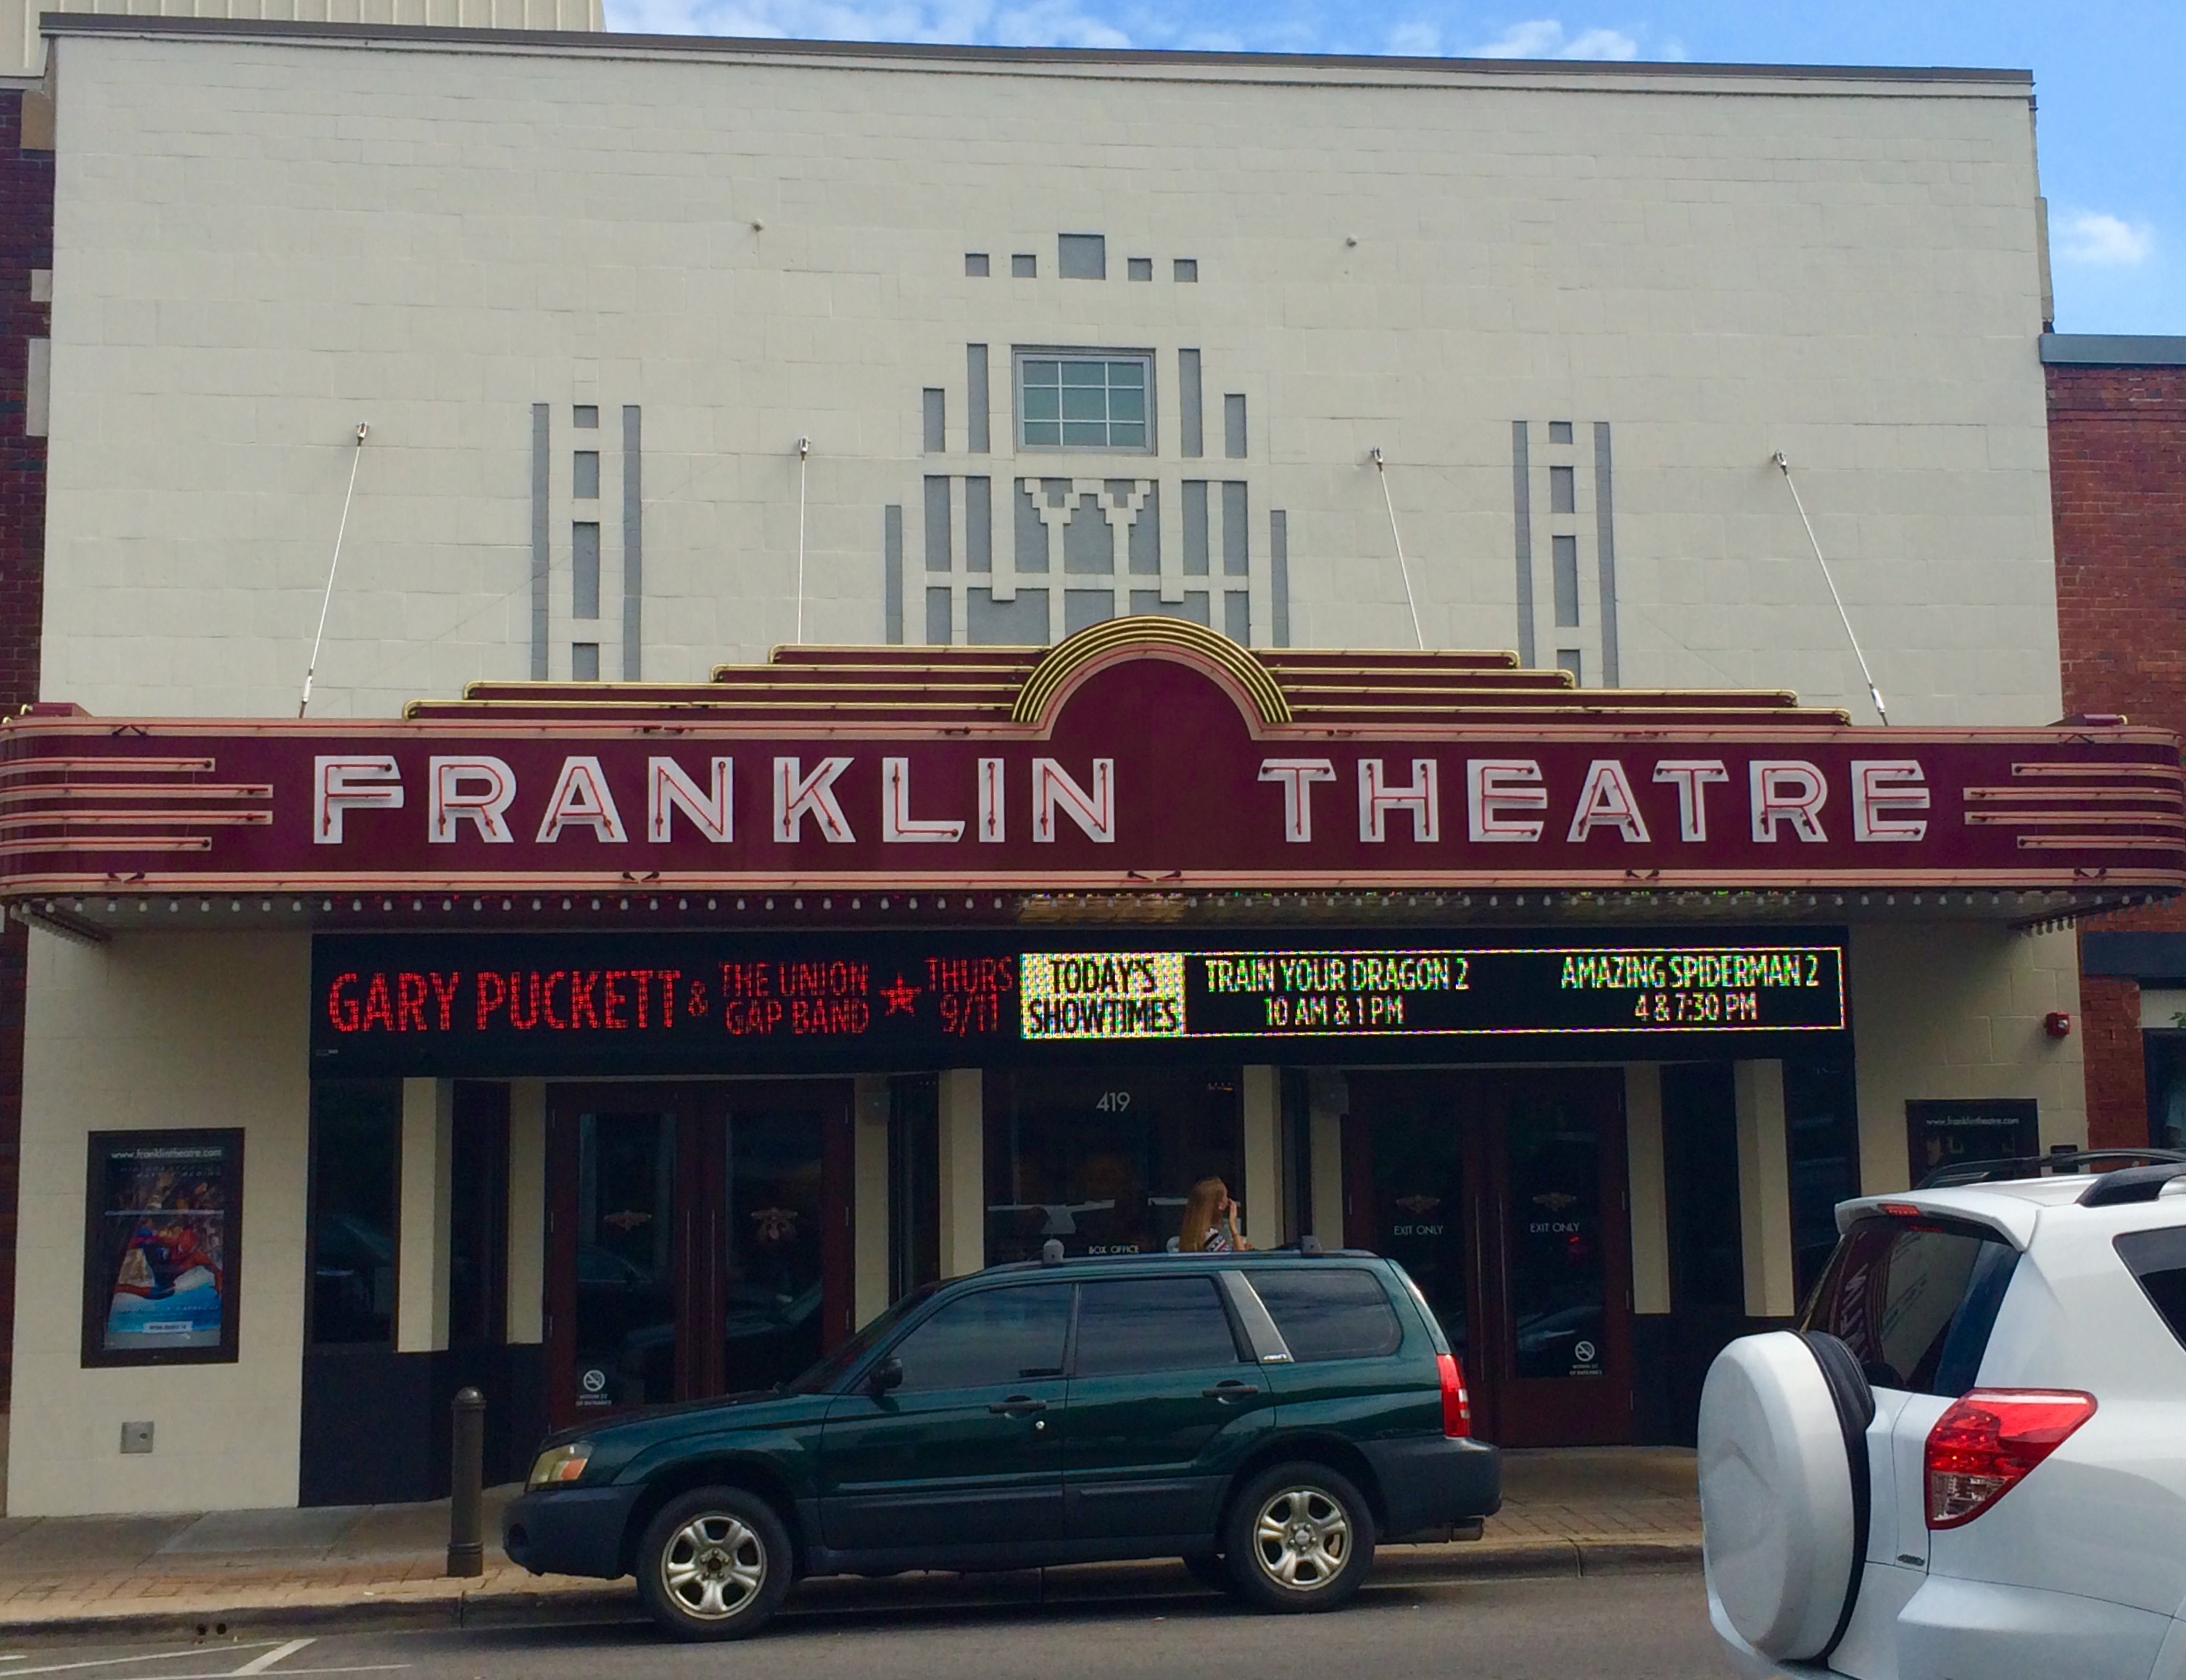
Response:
[[86, 1133, 241, 1362]]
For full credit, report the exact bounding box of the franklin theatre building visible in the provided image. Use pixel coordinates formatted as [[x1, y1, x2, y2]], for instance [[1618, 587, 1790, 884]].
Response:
[[4, 19, 2181, 1515]]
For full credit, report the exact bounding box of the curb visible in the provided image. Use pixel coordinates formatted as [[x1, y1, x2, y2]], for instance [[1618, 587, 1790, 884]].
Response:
[[1384, 1539, 1703, 1580], [0, 1540, 1704, 1642], [0, 1587, 642, 1645]]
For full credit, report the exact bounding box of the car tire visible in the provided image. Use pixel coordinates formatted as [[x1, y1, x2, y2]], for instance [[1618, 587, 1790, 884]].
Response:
[[1222, 1462, 1375, 1613], [1180, 1551, 1232, 1594], [634, 1485, 793, 1641]]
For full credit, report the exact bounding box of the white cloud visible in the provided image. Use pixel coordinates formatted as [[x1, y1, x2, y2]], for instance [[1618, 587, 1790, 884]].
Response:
[[608, 0, 1659, 61], [608, 0, 1124, 46], [1470, 17, 1562, 56], [993, 0, 1130, 46], [1467, 17, 1638, 59], [2055, 210, 2154, 268], [1560, 25, 1636, 58], [1385, 18, 1441, 54]]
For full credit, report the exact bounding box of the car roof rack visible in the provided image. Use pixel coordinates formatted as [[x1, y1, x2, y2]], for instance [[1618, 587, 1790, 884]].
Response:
[[1917, 1146, 2186, 1190], [2080, 1161, 2186, 1209], [982, 1239, 1378, 1273]]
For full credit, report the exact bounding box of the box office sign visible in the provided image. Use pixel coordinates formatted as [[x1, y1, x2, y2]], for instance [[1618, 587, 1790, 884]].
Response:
[[2, 650, 2181, 896], [81, 1129, 243, 1367], [311, 931, 1847, 1076]]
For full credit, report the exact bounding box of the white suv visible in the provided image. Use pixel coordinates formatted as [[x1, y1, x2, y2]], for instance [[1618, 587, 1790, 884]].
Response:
[[1699, 1151, 2186, 1680]]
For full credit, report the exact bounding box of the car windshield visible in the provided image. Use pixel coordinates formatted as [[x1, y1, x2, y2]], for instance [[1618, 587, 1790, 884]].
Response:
[[783, 1284, 938, 1394]]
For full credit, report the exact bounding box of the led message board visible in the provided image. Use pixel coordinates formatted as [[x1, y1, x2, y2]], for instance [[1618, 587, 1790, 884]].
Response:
[[1020, 945, 1842, 1040], [312, 932, 1845, 1077]]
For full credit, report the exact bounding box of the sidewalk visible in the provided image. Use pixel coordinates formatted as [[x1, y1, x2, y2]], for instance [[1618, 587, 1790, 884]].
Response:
[[0, 1447, 1699, 1640]]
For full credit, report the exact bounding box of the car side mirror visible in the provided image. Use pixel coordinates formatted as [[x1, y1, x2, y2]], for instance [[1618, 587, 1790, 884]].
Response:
[[866, 1355, 904, 1397]]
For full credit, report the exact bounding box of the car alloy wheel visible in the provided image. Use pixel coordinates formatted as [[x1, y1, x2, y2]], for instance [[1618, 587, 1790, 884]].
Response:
[[636, 1486, 793, 1640], [1250, 1485, 1351, 1591], [661, 1512, 767, 1620]]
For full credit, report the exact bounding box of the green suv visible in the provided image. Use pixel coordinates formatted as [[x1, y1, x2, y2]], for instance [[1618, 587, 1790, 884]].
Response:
[[503, 1246, 1500, 1639]]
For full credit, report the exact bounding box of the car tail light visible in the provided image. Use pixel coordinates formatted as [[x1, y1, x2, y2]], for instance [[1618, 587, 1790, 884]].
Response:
[[1437, 1352, 1471, 1439], [1925, 1390, 2095, 1529]]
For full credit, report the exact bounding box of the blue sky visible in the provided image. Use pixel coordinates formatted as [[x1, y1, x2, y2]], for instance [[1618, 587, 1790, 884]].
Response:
[[602, 0, 2182, 336]]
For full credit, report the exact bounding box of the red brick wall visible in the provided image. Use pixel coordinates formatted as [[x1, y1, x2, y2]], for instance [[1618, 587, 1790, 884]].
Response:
[[0, 88, 51, 1410], [2049, 359, 2186, 1149]]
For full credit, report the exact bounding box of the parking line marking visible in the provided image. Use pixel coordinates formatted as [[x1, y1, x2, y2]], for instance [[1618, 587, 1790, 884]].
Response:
[[231, 1645, 312, 1677], [0, 1647, 283, 1677]]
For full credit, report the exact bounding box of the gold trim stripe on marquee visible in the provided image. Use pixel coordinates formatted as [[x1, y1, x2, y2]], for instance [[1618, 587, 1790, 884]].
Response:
[[1010, 616, 1294, 728]]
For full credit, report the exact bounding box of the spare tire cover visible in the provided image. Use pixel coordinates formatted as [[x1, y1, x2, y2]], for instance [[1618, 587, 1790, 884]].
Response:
[[1699, 1330, 1860, 1661]]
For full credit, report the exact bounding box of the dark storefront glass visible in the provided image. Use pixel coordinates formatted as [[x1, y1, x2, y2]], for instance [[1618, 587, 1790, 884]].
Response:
[[982, 1068, 1242, 1263], [890, 1075, 940, 1300], [721, 1106, 827, 1391], [1365, 1105, 1470, 1370], [1662, 1064, 1743, 1311], [307, 1082, 400, 1345], [574, 1105, 679, 1409], [448, 1083, 508, 1347], [1503, 1087, 1607, 1381], [1784, 1056, 1860, 1304], [2146, 1034, 2186, 1152]]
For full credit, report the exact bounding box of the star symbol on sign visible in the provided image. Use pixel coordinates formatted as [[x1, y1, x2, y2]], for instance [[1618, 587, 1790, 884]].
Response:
[[882, 973, 922, 1015]]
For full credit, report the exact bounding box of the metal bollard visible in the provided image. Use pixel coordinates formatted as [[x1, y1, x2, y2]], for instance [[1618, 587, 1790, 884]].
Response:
[[447, 1386, 485, 1578]]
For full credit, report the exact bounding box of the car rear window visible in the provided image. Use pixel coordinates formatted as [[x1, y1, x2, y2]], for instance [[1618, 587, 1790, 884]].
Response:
[[1248, 1268, 1403, 1362], [1801, 1214, 2019, 1396], [2116, 1225, 2186, 1354]]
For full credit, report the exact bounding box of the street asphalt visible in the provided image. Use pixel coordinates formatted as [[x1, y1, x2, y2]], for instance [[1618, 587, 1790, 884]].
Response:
[[0, 1563, 1739, 1679]]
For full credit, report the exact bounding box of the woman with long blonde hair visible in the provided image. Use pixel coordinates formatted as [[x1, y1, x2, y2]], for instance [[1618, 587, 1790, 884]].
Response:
[[1179, 1176, 1248, 1252]]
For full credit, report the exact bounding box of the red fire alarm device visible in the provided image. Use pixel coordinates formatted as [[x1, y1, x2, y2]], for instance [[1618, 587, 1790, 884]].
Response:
[[2044, 1011, 2073, 1039]]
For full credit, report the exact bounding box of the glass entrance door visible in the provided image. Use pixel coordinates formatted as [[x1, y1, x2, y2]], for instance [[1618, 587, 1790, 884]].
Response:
[[1489, 1074, 1630, 1444], [546, 1083, 853, 1428], [1345, 1069, 1632, 1447]]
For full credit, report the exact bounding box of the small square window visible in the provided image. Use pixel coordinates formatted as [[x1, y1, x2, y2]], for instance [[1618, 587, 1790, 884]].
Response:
[[573, 451, 600, 500], [1127, 257, 1152, 281], [1173, 258, 1198, 282], [573, 405, 600, 429], [1548, 420, 1573, 444], [1017, 351, 1154, 453], [572, 642, 600, 682], [1012, 254, 1037, 278], [1059, 233, 1106, 280], [965, 252, 990, 277]]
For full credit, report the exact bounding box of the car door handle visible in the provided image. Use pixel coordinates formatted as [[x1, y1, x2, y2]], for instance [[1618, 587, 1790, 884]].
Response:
[[988, 1395, 1047, 1416], [1203, 1381, 1261, 1402]]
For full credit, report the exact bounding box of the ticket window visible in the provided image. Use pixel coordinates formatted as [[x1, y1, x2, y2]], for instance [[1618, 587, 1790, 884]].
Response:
[[982, 1069, 1243, 1264]]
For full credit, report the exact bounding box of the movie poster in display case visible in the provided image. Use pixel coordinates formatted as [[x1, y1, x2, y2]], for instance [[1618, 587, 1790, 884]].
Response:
[[80, 1130, 244, 1367]]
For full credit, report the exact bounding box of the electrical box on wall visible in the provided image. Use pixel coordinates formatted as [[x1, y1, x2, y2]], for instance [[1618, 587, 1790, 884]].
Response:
[[120, 1420, 154, 1454]]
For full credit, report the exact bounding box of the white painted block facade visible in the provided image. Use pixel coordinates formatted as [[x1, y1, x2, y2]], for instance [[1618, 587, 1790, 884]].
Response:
[[5, 28, 2093, 1515], [38, 31, 2057, 725], [11, 932, 311, 1515], [2, 0, 601, 80]]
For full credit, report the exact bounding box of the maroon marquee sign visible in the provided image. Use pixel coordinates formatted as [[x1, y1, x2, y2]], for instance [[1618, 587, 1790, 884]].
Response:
[[0, 624, 2180, 898]]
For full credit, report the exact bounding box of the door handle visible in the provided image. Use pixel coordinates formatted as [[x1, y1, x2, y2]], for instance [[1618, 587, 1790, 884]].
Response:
[[988, 1395, 1047, 1416], [1203, 1381, 1260, 1402]]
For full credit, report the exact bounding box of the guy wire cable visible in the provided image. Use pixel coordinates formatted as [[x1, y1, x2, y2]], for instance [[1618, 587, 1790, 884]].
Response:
[[1773, 450, 1888, 724], [794, 436, 812, 645], [1370, 446, 1424, 651], [299, 421, 369, 718]]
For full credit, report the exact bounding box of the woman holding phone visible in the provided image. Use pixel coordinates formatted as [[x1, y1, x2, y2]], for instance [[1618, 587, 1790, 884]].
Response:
[[1180, 1176, 1249, 1252]]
